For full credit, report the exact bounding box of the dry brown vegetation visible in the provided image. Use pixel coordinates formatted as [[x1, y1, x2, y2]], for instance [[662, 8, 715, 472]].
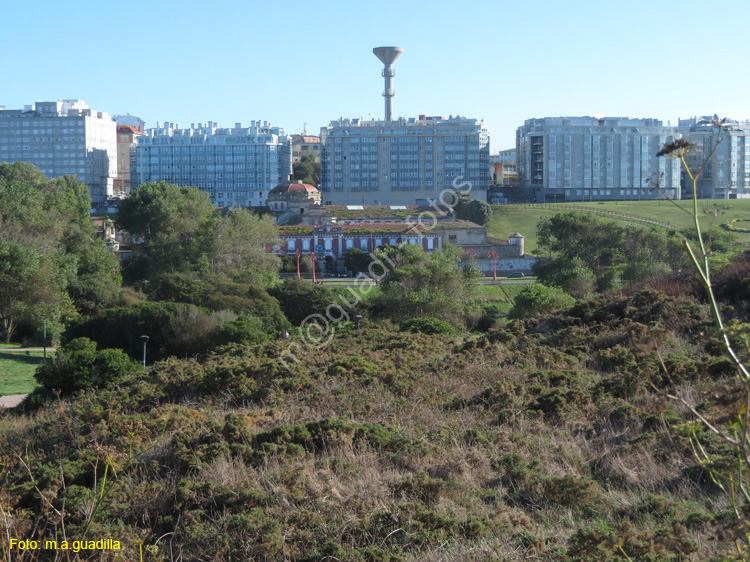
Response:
[[1, 278, 748, 561]]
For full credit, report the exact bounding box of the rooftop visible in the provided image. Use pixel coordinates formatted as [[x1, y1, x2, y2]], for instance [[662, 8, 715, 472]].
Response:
[[270, 182, 319, 194]]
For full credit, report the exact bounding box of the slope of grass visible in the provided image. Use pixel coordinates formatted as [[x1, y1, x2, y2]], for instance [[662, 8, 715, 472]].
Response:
[[489, 199, 750, 253], [0, 350, 44, 395]]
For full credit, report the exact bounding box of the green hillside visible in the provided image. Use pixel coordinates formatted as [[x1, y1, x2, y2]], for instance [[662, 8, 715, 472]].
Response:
[[488, 199, 750, 253]]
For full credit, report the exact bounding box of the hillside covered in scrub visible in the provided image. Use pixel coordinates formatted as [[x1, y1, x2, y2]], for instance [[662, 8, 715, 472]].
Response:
[[2, 255, 750, 561]]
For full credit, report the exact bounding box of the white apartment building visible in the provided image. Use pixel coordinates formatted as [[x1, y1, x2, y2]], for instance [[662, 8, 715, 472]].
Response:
[[133, 121, 292, 208], [319, 115, 490, 206], [517, 116, 681, 202], [0, 100, 117, 203], [677, 116, 750, 199]]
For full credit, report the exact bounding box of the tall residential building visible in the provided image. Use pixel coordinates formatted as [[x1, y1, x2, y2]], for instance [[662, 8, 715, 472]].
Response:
[[319, 115, 490, 206], [133, 121, 292, 208], [517, 116, 681, 202], [0, 100, 117, 203], [677, 116, 750, 199]]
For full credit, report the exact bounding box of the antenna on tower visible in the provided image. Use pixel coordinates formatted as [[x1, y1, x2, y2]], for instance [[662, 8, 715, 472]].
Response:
[[373, 46, 404, 121], [303, 122, 307, 135]]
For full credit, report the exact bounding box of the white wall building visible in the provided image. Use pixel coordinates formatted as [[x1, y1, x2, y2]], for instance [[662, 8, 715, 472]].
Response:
[[517, 116, 681, 202], [133, 120, 292, 208], [320, 115, 490, 206], [0, 100, 116, 203], [677, 116, 750, 199]]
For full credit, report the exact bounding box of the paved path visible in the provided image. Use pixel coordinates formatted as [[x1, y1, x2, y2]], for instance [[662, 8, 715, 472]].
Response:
[[0, 347, 56, 353], [0, 394, 27, 408]]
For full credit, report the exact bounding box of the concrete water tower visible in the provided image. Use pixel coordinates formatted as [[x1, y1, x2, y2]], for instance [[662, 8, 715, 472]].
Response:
[[373, 46, 404, 121]]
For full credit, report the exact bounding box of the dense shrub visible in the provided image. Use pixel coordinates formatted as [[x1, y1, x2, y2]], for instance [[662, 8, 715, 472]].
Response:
[[269, 277, 340, 326], [34, 337, 139, 394], [64, 301, 275, 362], [400, 317, 460, 335], [508, 283, 575, 319]]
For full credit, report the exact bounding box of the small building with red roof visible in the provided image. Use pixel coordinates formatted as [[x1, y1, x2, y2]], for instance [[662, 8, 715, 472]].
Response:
[[267, 181, 322, 214]]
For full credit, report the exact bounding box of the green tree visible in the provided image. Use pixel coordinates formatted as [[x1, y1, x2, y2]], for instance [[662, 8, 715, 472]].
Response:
[[451, 191, 493, 225], [293, 159, 320, 185], [117, 181, 215, 242], [343, 248, 372, 275], [533, 212, 689, 294], [0, 165, 120, 323], [118, 182, 215, 279], [205, 208, 280, 286], [0, 243, 62, 342], [119, 183, 280, 286], [375, 244, 481, 326], [542, 258, 597, 299]]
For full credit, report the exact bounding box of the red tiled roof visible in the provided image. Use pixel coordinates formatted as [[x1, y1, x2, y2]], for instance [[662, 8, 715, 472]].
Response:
[[117, 125, 143, 134], [291, 135, 321, 143], [278, 223, 429, 234], [270, 183, 319, 194]]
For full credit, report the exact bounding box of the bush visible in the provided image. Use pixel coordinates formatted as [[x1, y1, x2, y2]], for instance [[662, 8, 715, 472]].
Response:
[[64, 301, 276, 361], [400, 317, 460, 335], [34, 337, 139, 394], [269, 277, 339, 326], [508, 284, 575, 319]]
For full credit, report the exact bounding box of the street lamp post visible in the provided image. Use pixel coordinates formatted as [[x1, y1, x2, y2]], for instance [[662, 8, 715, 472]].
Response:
[[354, 315, 363, 331], [140, 335, 149, 370], [41, 314, 47, 360], [487, 251, 499, 282], [466, 248, 476, 265], [296, 249, 301, 278], [311, 252, 317, 284]]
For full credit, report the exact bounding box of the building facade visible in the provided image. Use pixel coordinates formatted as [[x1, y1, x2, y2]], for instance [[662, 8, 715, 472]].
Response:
[[273, 205, 536, 274], [0, 100, 117, 203], [517, 116, 681, 202], [291, 135, 321, 162], [677, 116, 750, 199], [114, 123, 144, 194], [319, 115, 490, 206], [133, 120, 292, 208], [490, 148, 517, 185]]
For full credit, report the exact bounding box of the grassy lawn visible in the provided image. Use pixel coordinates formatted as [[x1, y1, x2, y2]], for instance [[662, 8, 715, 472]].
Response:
[[0, 350, 46, 396], [488, 199, 750, 254]]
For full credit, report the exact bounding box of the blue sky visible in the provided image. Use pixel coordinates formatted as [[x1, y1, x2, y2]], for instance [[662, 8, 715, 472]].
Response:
[[3, 0, 748, 150]]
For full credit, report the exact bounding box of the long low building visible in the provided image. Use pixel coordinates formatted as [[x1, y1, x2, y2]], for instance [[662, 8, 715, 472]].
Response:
[[274, 205, 536, 274]]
